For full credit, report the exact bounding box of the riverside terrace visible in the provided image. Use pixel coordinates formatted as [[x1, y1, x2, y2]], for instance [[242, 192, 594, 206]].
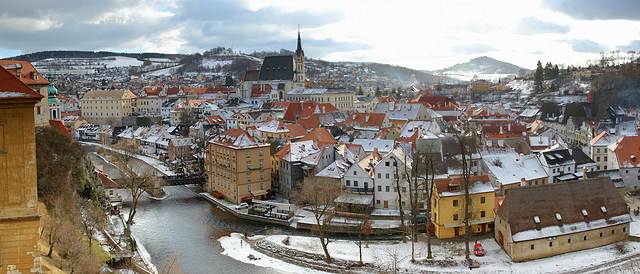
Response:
[[163, 173, 207, 185]]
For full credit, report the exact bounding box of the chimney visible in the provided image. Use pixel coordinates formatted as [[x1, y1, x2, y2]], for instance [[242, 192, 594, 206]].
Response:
[[520, 177, 527, 187], [583, 167, 588, 179], [498, 139, 504, 147], [508, 123, 511, 132]]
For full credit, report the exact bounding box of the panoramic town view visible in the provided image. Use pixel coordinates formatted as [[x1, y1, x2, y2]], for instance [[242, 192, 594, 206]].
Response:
[[2, 0, 640, 273]]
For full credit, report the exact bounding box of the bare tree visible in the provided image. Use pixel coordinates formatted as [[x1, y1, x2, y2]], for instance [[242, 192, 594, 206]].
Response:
[[80, 199, 106, 252], [294, 176, 341, 263], [111, 143, 161, 237], [453, 122, 475, 260], [347, 214, 373, 265], [424, 154, 436, 259]]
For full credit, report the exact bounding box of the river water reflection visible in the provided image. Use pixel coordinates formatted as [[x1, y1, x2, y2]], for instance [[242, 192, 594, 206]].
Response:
[[87, 148, 297, 273]]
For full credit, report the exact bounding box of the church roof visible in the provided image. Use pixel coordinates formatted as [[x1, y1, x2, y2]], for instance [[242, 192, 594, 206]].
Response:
[[259, 56, 294, 81]]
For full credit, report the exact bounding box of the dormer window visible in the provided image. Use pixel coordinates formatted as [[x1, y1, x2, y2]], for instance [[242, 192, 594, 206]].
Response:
[[555, 213, 562, 221], [601, 206, 607, 214], [449, 183, 460, 192], [534, 216, 540, 224], [582, 209, 588, 219]]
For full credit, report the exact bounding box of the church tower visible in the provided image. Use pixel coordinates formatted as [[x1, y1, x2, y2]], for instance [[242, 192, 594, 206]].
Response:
[[47, 70, 61, 120], [294, 27, 306, 87]]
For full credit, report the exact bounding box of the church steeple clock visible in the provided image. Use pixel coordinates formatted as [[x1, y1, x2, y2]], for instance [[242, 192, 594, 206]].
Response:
[[294, 26, 306, 86]]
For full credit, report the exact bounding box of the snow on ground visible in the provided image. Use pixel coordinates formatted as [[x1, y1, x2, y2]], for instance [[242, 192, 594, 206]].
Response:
[[105, 56, 143, 68], [507, 80, 533, 94], [219, 234, 325, 274], [81, 141, 176, 176], [220, 231, 640, 274], [143, 65, 183, 77], [201, 59, 232, 68]]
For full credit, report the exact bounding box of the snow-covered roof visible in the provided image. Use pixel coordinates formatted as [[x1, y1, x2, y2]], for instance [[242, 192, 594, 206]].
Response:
[[481, 148, 548, 185], [316, 159, 351, 179], [512, 215, 631, 242], [350, 139, 395, 154]]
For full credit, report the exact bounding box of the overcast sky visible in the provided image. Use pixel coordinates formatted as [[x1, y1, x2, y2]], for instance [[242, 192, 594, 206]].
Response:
[[1, 0, 639, 71]]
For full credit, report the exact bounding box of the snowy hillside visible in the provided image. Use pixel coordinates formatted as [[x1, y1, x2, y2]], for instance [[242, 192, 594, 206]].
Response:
[[432, 56, 530, 82]]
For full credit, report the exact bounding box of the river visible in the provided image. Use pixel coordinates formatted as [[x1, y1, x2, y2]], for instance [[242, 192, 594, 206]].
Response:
[[87, 147, 298, 273]]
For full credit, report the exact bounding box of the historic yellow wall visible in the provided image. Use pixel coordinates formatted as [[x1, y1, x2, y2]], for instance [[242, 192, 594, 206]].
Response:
[[0, 99, 41, 273], [432, 189, 495, 239]]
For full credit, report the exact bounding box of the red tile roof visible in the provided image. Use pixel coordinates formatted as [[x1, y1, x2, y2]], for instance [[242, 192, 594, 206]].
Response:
[[49, 120, 71, 136], [0, 66, 44, 100], [611, 136, 640, 168], [285, 124, 307, 139], [343, 113, 388, 130], [98, 171, 119, 189], [299, 127, 337, 148], [0, 60, 50, 85]]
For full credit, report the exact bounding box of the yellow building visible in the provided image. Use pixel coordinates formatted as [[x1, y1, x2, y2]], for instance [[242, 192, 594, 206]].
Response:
[[431, 175, 496, 238], [205, 128, 271, 203], [285, 87, 355, 110], [80, 89, 136, 126], [0, 66, 43, 273]]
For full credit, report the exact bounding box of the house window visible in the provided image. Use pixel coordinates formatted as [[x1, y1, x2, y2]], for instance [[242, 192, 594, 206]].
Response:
[[364, 182, 369, 189], [600, 232, 603, 237], [402, 187, 406, 192], [260, 183, 264, 190], [259, 150, 263, 156], [247, 162, 251, 169], [248, 185, 252, 192], [260, 160, 263, 168], [385, 162, 389, 166], [346, 180, 351, 186], [453, 214, 458, 221], [378, 173, 381, 179], [453, 200, 459, 207], [584, 236, 587, 241], [247, 151, 250, 158], [386, 173, 390, 179], [378, 185, 382, 191], [568, 239, 571, 244], [549, 242, 553, 247], [393, 161, 397, 166], [612, 230, 615, 235], [624, 227, 627, 232], [260, 171, 264, 179], [597, 156, 600, 162], [481, 211, 486, 218], [531, 244, 535, 250], [247, 174, 251, 181], [386, 186, 390, 192], [353, 171, 357, 175], [604, 156, 608, 162], [377, 200, 380, 204], [394, 187, 398, 192], [354, 181, 359, 187], [480, 197, 486, 204]]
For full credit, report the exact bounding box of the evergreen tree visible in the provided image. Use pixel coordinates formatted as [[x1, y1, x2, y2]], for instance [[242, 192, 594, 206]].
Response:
[[534, 61, 544, 93], [544, 62, 553, 80]]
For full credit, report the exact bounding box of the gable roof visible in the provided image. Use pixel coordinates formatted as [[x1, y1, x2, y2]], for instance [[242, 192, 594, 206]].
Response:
[[49, 120, 71, 136], [0, 60, 50, 86], [0, 66, 45, 100], [259, 56, 294, 81], [497, 178, 630, 242], [299, 127, 337, 148], [610, 135, 640, 168], [210, 128, 264, 149], [434, 175, 493, 196]]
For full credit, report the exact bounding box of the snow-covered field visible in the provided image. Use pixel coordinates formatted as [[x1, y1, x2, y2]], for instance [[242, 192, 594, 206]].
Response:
[[219, 215, 640, 273]]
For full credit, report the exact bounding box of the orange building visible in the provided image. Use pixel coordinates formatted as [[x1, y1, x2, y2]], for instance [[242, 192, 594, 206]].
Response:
[[0, 66, 43, 272]]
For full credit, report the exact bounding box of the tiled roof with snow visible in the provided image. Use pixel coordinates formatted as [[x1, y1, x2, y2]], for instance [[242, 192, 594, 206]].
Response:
[[211, 128, 264, 149], [481, 148, 547, 185]]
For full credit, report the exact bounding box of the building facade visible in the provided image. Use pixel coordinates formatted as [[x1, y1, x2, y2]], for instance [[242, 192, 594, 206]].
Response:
[[0, 66, 43, 273], [205, 128, 271, 203], [80, 89, 135, 126]]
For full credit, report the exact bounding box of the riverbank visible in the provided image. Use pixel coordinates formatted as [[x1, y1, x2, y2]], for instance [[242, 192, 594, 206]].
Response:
[[220, 231, 640, 273]]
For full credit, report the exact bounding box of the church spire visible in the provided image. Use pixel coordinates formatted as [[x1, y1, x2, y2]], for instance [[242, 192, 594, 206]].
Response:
[[296, 25, 304, 58]]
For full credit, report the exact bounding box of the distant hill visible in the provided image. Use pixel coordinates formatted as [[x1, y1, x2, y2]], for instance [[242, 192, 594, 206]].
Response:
[[4, 50, 184, 62], [3, 49, 458, 86], [429, 56, 530, 81]]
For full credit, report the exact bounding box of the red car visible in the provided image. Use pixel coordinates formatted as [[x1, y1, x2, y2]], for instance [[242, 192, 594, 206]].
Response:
[[474, 243, 485, 256]]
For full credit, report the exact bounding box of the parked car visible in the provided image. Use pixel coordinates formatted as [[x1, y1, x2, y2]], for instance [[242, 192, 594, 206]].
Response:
[[474, 243, 485, 256], [235, 202, 249, 210]]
